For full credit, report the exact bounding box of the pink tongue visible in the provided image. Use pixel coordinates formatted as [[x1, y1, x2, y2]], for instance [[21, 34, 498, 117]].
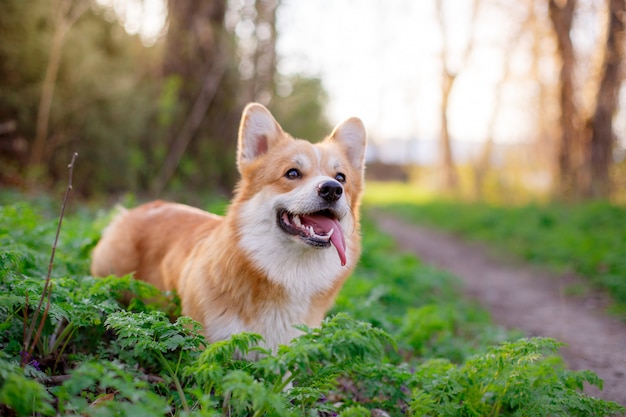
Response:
[[300, 214, 347, 266]]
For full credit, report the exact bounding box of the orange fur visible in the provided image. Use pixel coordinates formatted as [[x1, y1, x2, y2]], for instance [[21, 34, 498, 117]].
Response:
[[91, 103, 366, 352]]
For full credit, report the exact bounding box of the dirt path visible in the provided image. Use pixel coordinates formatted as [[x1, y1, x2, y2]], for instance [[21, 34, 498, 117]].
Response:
[[374, 211, 626, 406]]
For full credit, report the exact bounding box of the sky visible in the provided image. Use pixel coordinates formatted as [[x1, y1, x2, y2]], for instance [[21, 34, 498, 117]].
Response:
[[275, 0, 536, 145]]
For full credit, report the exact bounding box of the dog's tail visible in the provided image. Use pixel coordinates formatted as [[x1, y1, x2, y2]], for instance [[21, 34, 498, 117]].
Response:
[[90, 205, 137, 278]]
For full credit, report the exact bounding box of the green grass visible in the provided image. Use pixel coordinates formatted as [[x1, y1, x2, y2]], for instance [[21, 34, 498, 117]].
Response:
[[364, 182, 436, 206], [0, 195, 623, 416], [366, 182, 626, 312]]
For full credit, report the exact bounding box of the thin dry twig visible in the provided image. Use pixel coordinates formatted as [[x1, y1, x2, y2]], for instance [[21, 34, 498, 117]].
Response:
[[22, 152, 78, 366]]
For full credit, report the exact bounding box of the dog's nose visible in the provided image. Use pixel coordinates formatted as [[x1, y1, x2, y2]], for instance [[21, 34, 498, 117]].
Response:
[[318, 180, 343, 202]]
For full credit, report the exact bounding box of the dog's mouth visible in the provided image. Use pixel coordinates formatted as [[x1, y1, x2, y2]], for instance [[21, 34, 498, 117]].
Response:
[[277, 209, 347, 266]]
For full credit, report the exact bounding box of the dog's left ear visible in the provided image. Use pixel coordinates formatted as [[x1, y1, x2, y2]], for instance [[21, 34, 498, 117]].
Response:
[[329, 118, 367, 171], [238, 103, 285, 171]]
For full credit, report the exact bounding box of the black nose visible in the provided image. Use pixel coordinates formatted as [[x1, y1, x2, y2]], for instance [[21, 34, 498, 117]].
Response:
[[318, 180, 343, 202]]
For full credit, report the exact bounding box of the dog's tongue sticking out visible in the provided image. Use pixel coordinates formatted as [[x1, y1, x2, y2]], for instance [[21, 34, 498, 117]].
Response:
[[301, 214, 347, 266]]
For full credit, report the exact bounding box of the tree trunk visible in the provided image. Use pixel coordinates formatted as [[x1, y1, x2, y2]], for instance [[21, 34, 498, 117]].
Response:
[[151, 55, 227, 195], [440, 70, 458, 190], [154, 0, 239, 194], [30, 0, 88, 168], [531, 0, 557, 181], [474, 2, 534, 200], [585, 0, 625, 199], [548, 0, 579, 200], [434, 0, 479, 192], [163, 1, 226, 99], [249, 0, 279, 104]]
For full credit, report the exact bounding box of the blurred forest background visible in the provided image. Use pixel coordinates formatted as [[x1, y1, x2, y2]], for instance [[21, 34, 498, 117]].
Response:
[[0, 0, 624, 202], [0, 0, 331, 197]]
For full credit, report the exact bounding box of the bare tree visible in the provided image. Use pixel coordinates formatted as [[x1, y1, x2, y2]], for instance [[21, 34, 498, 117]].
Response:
[[473, 3, 534, 200], [251, 0, 280, 103], [435, 0, 480, 191], [548, 0, 625, 200], [30, 0, 90, 169], [151, 54, 227, 195], [530, 0, 559, 176], [548, 0, 579, 199], [152, 0, 231, 195], [162, 1, 227, 99], [584, 0, 625, 198]]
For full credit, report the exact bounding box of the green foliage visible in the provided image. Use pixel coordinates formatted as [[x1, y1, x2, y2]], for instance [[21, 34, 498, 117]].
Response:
[[378, 200, 626, 311], [54, 360, 170, 416], [410, 338, 625, 417], [184, 314, 398, 416], [0, 197, 624, 416], [105, 311, 205, 358], [0, 353, 54, 416]]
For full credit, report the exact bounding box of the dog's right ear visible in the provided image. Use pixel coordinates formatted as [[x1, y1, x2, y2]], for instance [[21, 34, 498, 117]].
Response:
[[237, 103, 285, 171]]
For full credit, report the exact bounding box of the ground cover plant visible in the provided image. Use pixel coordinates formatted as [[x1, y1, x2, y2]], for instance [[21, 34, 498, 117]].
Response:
[[0, 194, 624, 416], [365, 182, 626, 314]]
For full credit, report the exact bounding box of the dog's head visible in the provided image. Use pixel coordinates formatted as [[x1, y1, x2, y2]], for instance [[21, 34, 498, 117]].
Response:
[[232, 103, 366, 281]]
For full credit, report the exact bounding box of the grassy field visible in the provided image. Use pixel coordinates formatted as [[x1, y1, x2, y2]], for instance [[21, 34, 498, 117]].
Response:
[[365, 182, 626, 314], [0, 193, 624, 416]]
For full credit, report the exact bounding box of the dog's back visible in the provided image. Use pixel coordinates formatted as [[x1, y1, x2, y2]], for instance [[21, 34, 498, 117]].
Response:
[[91, 200, 221, 291]]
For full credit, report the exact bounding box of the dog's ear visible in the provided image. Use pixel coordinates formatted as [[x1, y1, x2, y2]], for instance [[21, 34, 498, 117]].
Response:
[[329, 117, 367, 172], [237, 103, 285, 171]]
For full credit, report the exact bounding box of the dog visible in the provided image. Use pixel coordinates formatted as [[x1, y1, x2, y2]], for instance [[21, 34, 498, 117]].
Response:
[[90, 103, 367, 353]]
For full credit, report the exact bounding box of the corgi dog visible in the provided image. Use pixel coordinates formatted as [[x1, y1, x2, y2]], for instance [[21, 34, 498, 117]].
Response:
[[90, 103, 367, 353]]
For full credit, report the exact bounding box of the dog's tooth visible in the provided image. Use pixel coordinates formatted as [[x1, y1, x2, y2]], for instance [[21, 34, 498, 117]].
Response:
[[327, 228, 334, 238], [293, 215, 302, 227], [309, 226, 314, 236]]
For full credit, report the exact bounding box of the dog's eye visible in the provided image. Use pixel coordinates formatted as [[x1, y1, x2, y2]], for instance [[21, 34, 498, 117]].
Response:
[[335, 172, 346, 183], [285, 168, 302, 180]]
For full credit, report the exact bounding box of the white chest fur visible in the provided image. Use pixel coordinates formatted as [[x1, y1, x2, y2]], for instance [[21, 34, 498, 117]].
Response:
[[204, 298, 308, 354]]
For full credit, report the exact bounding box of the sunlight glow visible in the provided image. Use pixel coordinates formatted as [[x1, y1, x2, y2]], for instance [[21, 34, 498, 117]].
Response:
[[276, 0, 534, 145], [96, 0, 167, 46]]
